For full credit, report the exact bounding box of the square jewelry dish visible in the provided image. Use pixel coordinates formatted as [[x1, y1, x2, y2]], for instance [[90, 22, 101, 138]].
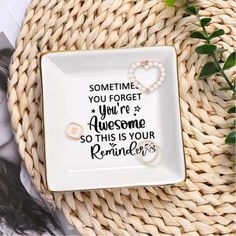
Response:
[[40, 46, 186, 191]]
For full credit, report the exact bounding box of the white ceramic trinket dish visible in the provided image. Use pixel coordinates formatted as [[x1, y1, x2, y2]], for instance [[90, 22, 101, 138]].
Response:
[[41, 46, 186, 191]]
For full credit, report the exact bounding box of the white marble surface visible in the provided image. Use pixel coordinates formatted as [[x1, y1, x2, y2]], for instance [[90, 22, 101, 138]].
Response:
[[0, 0, 30, 46]]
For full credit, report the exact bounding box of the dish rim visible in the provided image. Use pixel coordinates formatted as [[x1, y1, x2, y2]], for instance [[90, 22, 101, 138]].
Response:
[[39, 46, 187, 192]]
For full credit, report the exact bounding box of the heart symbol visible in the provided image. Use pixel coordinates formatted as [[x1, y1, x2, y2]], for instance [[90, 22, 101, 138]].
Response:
[[128, 59, 166, 93]]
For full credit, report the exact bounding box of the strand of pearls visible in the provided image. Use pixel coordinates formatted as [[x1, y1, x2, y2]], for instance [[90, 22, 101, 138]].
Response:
[[128, 59, 166, 93]]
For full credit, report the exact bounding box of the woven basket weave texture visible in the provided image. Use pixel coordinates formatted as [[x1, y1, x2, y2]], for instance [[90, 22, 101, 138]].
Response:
[[8, 0, 236, 235]]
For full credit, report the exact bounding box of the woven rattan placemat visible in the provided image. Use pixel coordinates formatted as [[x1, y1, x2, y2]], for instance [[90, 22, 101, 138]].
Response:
[[8, 0, 235, 235]]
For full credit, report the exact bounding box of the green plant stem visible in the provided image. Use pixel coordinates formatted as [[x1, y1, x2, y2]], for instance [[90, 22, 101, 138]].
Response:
[[197, 15, 235, 94], [212, 54, 235, 91]]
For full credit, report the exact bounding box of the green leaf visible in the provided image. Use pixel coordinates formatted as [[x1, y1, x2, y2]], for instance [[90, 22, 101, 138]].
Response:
[[165, 0, 175, 6], [209, 29, 225, 39], [198, 62, 220, 80], [225, 131, 236, 145], [185, 5, 198, 15], [223, 51, 236, 70], [228, 106, 236, 113], [190, 31, 207, 40], [200, 18, 211, 26], [196, 44, 217, 54]]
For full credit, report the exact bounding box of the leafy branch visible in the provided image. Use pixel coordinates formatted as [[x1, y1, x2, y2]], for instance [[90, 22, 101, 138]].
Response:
[[185, 5, 236, 145], [165, 1, 236, 145]]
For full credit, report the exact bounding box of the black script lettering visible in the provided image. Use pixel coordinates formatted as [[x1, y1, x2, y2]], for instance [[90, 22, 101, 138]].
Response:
[[88, 115, 146, 133], [99, 104, 118, 120], [90, 141, 138, 159]]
